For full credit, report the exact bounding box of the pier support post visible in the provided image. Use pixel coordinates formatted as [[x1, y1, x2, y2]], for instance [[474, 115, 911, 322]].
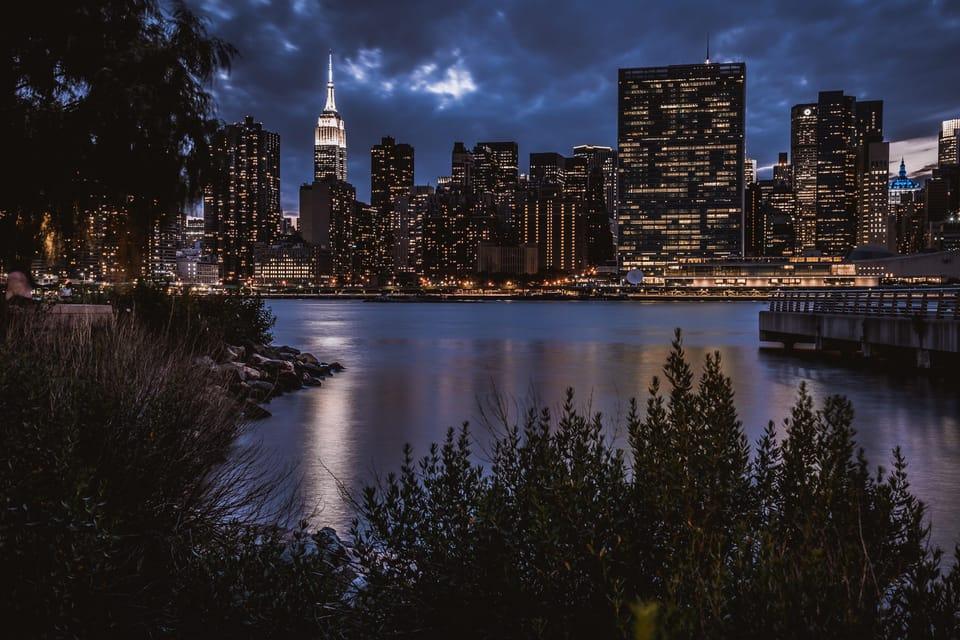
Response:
[[860, 341, 873, 358], [916, 349, 931, 369], [814, 334, 823, 351]]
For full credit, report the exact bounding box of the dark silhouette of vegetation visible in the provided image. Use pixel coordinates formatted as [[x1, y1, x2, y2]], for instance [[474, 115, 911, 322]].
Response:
[[352, 330, 960, 638], [112, 282, 277, 347], [0, 315, 349, 638], [0, 0, 234, 272], [2, 322, 958, 637]]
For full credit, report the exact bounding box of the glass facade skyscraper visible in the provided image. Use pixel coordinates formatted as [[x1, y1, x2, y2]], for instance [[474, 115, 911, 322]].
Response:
[[617, 62, 746, 273]]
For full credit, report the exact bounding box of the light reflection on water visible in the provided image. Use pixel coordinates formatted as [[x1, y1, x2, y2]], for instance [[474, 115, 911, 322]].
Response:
[[248, 299, 960, 551]]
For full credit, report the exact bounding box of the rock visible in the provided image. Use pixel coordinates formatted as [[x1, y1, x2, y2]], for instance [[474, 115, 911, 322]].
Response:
[[276, 345, 301, 356], [225, 345, 245, 361], [300, 362, 329, 378], [276, 351, 298, 362], [297, 352, 319, 365], [329, 361, 345, 372], [239, 365, 261, 381], [302, 373, 323, 386], [243, 399, 272, 420], [247, 380, 276, 401], [277, 369, 303, 391], [251, 353, 286, 369]]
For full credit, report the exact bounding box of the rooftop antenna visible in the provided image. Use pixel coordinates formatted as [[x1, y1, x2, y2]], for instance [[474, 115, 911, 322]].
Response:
[[705, 34, 711, 64]]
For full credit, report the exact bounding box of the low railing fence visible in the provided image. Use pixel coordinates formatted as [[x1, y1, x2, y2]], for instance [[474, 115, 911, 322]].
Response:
[[768, 288, 960, 319]]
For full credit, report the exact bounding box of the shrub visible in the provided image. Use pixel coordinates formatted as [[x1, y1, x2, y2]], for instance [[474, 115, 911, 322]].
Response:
[[111, 281, 276, 347], [351, 330, 960, 639], [0, 314, 344, 637]]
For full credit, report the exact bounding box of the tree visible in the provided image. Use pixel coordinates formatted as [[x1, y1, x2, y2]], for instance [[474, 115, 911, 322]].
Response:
[[0, 0, 234, 274]]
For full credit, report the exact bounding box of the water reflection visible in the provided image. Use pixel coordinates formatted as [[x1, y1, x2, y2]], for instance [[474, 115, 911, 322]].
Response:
[[253, 299, 960, 551]]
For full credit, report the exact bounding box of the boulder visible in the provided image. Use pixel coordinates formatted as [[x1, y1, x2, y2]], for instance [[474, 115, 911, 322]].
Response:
[[297, 352, 319, 365], [276, 345, 301, 356], [277, 369, 303, 391], [329, 361, 345, 372], [300, 362, 329, 378], [302, 373, 323, 387], [243, 399, 272, 420], [247, 380, 276, 401]]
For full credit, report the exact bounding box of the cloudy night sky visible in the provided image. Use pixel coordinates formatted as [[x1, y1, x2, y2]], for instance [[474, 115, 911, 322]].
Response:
[[189, 0, 960, 215]]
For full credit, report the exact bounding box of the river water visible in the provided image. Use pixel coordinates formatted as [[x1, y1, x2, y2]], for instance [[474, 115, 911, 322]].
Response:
[[249, 299, 960, 551]]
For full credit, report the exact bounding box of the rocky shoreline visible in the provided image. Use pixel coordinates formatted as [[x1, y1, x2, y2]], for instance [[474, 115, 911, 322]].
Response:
[[198, 342, 344, 419]]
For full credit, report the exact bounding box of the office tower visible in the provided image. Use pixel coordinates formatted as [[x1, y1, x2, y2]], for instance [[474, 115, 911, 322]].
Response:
[[889, 161, 924, 254], [371, 136, 414, 276], [744, 158, 757, 185], [939, 119, 960, 166], [744, 182, 764, 257], [182, 216, 205, 247], [618, 61, 746, 272], [791, 104, 819, 251], [791, 91, 885, 257], [813, 91, 858, 256], [521, 185, 586, 273], [315, 52, 347, 181], [760, 178, 797, 257], [451, 142, 474, 190], [420, 190, 477, 280], [402, 185, 434, 275], [573, 145, 618, 220], [321, 180, 357, 280], [926, 164, 960, 226], [772, 152, 792, 185], [204, 115, 281, 282], [856, 141, 889, 246], [473, 141, 519, 213], [300, 177, 356, 255], [349, 200, 391, 284], [371, 136, 414, 209], [146, 213, 183, 281], [529, 152, 566, 187]]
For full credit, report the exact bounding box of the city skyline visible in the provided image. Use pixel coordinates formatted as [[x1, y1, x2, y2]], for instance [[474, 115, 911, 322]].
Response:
[[188, 0, 959, 213]]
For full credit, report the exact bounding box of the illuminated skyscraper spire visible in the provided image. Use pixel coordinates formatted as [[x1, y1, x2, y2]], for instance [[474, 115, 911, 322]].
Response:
[[325, 50, 337, 112], [705, 34, 711, 64], [315, 49, 347, 181]]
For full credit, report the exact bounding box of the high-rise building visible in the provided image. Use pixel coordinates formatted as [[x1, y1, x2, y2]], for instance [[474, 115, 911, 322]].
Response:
[[203, 116, 281, 282], [473, 142, 519, 220], [371, 136, 414, 210], [371, 136, 414, 276], [813, 91, 858, 256], [889, 160, 924, 254], [451, 142, 474, 190], [791, 104, 819, 251], [938, 118, 960, 167], [573, 145, 618, 221], [772, 152, 792, 185], [744, 158, 757, 185], [618, 61, 746, 272], [791, 91, 885, 257], [529, 152, 566, 187], [761, 179, 797, 257], [315, 52, 347, 181], [857, 141, 890, 246], [521, 185, 586, 273], [744, 182, 764, 257]]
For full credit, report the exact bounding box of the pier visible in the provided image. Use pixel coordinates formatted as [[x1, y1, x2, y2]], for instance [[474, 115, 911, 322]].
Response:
[[759, 288, 960, 368]]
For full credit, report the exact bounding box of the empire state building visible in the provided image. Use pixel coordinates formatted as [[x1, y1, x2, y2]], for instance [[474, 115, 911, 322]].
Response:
[[314, 52, 347, 181]]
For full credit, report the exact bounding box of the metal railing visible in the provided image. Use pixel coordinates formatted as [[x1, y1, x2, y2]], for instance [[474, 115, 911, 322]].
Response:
[[768, 288, 960, 319]]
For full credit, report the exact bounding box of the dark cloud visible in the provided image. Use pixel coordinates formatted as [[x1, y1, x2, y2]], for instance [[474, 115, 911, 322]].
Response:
[[188, 0, 960, 211]]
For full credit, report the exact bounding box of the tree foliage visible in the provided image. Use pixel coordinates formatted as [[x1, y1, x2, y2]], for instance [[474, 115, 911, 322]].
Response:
[[352, 330, 960, 638], [0, 0, 234, 270]]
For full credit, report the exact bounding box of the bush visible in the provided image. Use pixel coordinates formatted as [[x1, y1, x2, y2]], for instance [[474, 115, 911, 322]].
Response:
[[111, 282, 276, 348], [351, 330, 960, 639], [0, 314, 345, 637]]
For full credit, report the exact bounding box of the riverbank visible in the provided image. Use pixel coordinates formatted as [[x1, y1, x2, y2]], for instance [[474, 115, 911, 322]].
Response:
[[263, 290, 776, 302], [204, 340, 344, 419]]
